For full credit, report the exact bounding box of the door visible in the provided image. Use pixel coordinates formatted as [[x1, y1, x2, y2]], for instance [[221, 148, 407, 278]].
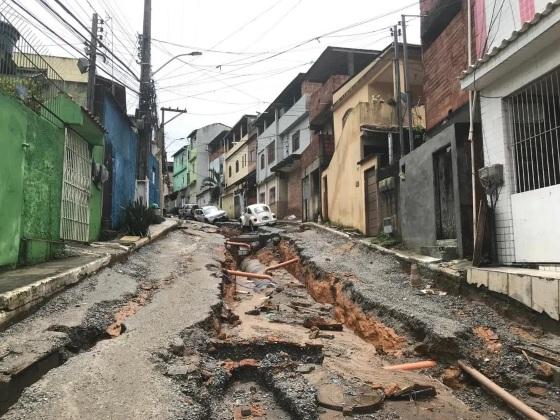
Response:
[[234, 194, 242, 218], [433, 146, 456, 240], [364, 167, 379, 236], [60, 129, 91, 242]]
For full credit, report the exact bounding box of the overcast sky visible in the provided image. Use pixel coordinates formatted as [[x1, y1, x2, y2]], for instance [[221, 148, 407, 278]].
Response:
[[12, 0, 421, 157]]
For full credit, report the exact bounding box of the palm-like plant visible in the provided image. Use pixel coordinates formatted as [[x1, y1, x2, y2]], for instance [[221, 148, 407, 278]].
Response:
[[201, 168, 222, 204]]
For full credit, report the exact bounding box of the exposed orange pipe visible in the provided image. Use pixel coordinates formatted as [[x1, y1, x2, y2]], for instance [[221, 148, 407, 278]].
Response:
[[264, 257, 300, 274], [225, 270, 273, 281], [225, 241, 251, 250], [384, 360, 437, 371], [458, 361, 546, 420]]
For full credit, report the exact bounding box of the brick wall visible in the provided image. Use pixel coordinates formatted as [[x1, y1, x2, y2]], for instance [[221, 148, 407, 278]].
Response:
[[301, 133, 320, 171], [301, 81, 322, 96], [423, 5, 470, 131], [286, 163, 303, 218]]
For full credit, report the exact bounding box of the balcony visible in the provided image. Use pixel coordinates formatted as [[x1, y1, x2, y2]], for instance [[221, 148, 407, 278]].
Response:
[[189, 148, 197, 161], [355, 101, 425, 131], [309, 74, 349, 128]]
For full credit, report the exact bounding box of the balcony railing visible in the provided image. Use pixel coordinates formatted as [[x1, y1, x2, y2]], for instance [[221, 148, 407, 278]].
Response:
[[0, 5, 69, 125], [309, 74, 349, 125], [355, 101, 425, 130]]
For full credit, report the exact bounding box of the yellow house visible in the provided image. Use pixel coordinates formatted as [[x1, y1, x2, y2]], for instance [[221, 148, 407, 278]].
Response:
[[222, 115, 256, 218], [323, 44, 425, 235]]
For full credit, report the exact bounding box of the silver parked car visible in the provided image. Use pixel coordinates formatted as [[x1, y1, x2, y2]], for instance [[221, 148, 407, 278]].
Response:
[[193, 206, 227, 224], [240, 204, 277, 228]]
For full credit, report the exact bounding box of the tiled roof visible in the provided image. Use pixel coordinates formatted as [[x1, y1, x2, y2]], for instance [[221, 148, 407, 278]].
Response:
[[461, 0, 560, 78]]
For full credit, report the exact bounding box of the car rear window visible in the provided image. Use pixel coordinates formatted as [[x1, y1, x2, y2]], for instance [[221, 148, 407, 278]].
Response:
[[253, 205, 270, 214]]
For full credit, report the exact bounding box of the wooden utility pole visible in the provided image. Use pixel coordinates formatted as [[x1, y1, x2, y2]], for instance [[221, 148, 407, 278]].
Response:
[[86, 13, 98, 111], [401, 15, 414, 153], [137, 0, 152, 181]]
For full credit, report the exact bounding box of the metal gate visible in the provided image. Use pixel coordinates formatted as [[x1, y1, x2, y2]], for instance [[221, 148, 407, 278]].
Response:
[[60, 129, 91, 242]]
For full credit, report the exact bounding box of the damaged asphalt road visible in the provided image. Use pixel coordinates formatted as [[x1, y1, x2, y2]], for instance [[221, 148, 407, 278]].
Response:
[[1, 225, 224, 419], [1, 221, 559, 419]]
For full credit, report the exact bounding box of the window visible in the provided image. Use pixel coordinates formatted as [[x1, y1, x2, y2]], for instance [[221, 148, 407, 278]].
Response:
[[229, 165, 232, 177], [259, 192, 266, 203], [235, 160, 239, 173], [292, 130, 300, 152], [269, 186, 276, 204], [506, 67, 560, 193], [267, 141, 275, 163], [260, 153, 265, 169]]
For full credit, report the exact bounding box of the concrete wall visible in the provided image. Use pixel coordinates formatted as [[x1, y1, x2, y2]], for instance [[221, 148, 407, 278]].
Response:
[[102, 95, 138, 229], [323, 107, 377, 233], [148, 153, 160, 207], [0, 95, 29, 267], [398, 123, 472, 257]]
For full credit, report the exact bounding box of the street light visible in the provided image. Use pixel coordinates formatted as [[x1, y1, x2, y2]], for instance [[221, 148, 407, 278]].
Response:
[[152, 52, 202, 77]]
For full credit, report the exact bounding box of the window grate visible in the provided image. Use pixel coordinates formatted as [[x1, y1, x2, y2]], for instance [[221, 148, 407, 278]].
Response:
[[507, 67, 560, 193]]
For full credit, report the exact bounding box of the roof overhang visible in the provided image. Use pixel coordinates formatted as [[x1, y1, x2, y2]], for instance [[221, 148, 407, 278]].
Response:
[[461, 2, 560, 91]]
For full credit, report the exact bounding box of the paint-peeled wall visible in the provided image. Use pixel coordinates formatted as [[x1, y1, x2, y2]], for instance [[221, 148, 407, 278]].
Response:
[[20, 105, 65, 264], [102, 96, 138, 229], [0, 94, 27, 267]]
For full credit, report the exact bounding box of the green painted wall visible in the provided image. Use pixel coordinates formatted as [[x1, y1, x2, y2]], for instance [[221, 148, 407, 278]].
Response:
[[19, 106, 65, 265], [0, 95, 27, 267], [0, 92, 105, 269], [173, 148, 189, 191]]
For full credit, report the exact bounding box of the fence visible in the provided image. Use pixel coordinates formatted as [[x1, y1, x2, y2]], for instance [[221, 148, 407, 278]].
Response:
[[0, 1, 68, 124]]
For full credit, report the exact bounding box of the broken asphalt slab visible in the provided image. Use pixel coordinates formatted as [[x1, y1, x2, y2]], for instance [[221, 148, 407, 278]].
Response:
[[0, 219, 178, 330]]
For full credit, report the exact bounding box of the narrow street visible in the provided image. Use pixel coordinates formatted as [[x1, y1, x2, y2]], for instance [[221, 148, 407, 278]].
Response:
[[1, 221, 559, 419]]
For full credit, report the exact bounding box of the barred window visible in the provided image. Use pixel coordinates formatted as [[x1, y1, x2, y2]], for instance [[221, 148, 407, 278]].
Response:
[[507, 67, 560, 193]]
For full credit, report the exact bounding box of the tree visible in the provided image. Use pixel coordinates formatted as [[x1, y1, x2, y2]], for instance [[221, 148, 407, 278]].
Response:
[[201, 168, 222, 205]]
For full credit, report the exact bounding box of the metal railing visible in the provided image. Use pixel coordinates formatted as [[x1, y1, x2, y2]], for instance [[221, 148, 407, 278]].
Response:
[[0, 1, 68, 124], [507, 67, 560, 193]]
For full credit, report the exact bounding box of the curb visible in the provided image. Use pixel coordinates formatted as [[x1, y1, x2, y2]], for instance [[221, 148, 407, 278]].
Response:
[[0, 220, 178, 331]]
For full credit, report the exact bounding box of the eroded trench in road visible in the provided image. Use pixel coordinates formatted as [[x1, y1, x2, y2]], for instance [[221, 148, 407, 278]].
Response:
[[155, 227, 522, 420]]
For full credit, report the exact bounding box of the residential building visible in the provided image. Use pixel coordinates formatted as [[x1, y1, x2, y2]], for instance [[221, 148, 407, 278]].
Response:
[[323, 43, 425, 235], [172, 145, 190, 208], [461, 0, 560, 265], [397, 0, 481, 260], [198, 130, 228, 206], [222, 115, 257, 218], [184, 123, 230, 205], [255, 74, 321, 218], [303, 47, 380, 222]]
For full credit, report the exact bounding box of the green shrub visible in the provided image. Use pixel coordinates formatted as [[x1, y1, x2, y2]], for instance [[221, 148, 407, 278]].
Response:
[[123, 199, 154, 236]]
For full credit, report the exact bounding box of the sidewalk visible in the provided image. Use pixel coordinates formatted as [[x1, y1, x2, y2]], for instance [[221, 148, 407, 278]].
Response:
[[304, 222, 560, 321], [0, 219, 178, 330], [303, 222, 469, 281]]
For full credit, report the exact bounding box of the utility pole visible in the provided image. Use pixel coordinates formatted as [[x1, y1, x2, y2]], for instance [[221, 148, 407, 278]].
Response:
[[401, 15, 414, 153], [159, 107, 187, 209], [137, 0, 152, 182], [392, 25, 403, 158], [86, 13, 98, 111]]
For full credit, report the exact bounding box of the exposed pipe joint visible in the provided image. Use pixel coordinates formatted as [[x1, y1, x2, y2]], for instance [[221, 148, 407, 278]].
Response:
[[225, 241, 252, 250]]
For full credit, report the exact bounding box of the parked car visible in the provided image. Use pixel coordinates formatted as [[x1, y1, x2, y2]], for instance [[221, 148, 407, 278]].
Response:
[[193, 206, 227, 224], [240, 204, 276, 228], [178, 204, 199, 220]]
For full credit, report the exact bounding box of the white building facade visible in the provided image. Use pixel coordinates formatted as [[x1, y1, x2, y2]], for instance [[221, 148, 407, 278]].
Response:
[[462, 0, 560, 264]]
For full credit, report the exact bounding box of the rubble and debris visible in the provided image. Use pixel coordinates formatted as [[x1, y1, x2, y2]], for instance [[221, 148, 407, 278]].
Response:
[[386, 383, 437, 401], [474, 326, 502, 353], [441, 367, 464, 389], [458, 361, 547, 420], [316, 383, 384, 413], [303, 316, 343, 331]]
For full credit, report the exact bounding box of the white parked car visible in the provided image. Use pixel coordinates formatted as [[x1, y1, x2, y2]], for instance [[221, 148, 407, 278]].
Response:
[[240, 204, 277, 228], [193, 206, 227, 224]]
